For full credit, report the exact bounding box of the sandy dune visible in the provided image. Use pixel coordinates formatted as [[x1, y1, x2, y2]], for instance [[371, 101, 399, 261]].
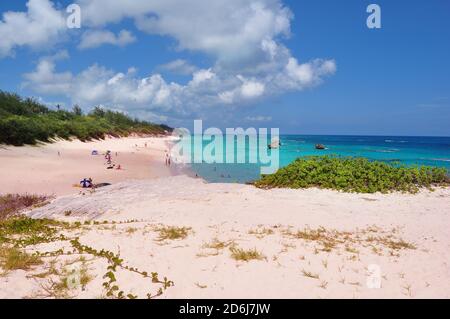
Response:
[[8, 176, 450, 299], [1, 137, 449, 299]]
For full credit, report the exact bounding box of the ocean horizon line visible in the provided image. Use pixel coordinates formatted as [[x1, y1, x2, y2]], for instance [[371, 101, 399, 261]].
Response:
[[179, 133, 450, 138]]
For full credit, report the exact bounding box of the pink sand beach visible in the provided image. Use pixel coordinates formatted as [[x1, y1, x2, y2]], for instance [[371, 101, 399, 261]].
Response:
[[0, 137, 449, 299]]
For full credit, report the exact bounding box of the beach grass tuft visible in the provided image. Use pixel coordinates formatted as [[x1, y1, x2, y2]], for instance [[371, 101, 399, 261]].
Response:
[[156, 226, 191, 241], [203, 238, 234, 250], [301, 269, 320, 280], [283, 226, 416, 255], [248, 227, 275, 238], [229, 246, 265, 262], [0, 246, 42, 273]]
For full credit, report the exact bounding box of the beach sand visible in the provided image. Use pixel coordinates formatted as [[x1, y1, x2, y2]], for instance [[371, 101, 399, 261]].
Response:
[[0, 136, 174, 196], [1, 137, 449, 299]]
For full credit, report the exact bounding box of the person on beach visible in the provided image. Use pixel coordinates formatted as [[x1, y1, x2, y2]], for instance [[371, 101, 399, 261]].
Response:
[[80, 178, 93, 188], [105, 151, 112, 162]]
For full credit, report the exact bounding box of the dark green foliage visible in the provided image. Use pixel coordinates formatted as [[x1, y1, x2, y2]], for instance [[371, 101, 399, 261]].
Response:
[[72, 105, 83, 116], [255, 156, 449, 193], [0, 217, 63, 247], [0, 91, 171, 146]]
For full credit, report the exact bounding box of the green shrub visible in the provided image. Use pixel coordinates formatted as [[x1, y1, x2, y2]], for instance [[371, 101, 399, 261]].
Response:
[[0, 90, 171, 146], [254, 156, 449, 193]]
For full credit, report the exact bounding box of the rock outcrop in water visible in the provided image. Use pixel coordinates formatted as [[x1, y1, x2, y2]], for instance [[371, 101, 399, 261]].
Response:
[[315, 144, 326, 150], [269, 139, 281, 149]]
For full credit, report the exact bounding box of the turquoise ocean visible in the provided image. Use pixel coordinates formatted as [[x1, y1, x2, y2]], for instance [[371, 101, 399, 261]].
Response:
[[184, 135, 450, 184]]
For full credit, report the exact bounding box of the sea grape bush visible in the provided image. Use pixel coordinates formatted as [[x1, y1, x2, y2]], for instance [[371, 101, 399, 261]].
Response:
[[255, 156, 449, 193]]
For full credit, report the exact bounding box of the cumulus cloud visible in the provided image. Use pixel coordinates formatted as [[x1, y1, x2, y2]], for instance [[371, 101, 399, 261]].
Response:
[[246, 116, 272, 122], [23, 56, 335, 117], [23, 55, 183, 116], [78, 29, 136, 49], [159, 59, 198, 75], [238, 76, 266, 99], [18, 0, 337, 122], [23, 51, 72, 94], [284, 58, 337, 88], [77, 0, 292, 66], [0, 0, 66, 57], [190, 69, 215, 86]]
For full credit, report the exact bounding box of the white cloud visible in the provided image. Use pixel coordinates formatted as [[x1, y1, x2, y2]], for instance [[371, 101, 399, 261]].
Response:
[[239, 76, 265, 99], [159, 59, 198, 75], [261, 38, 278, 59], [0, 0, 66, 57], [246, 115, 272, 122], [76, 0, 292, 64], [19, 0, 337, 122], [78, 29, 136, 49], [190, 69, 215, 86], [218, 91, 235, 104], [282, 58, 337, 89], [23, 56, 336, 120], [23, 52, 73, 94], [23, 56, 183, 115]]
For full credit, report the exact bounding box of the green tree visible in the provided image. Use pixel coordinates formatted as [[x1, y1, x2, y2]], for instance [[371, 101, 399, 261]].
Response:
[[73, 104, 83, 116]]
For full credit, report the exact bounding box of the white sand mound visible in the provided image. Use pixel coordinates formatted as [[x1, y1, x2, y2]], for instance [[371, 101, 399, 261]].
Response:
[[26, 176, 223, 220], [1, 176, 446, 298]]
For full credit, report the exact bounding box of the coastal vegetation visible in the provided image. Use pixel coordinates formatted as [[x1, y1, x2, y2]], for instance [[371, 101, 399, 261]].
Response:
[[0, 91, 171, 146], [229, 246, 265, 262], [255, 156, 449, 193], [282, 225, 416, 254], [156, 226, 192, 241], [0, 215, 174, 298], [0, 194, 50, 220]]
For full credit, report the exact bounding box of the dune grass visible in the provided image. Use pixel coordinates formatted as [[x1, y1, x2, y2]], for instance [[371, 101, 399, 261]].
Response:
[[0, 216, 174, 298], [229, 246, 265, 262], [0, 246, 42, 273], [156, 226, 191, 241], [283, 226, 416, 255], [0, 90, 171, 146], [255, 156, 449, 193], [0, 194, 50, 220]]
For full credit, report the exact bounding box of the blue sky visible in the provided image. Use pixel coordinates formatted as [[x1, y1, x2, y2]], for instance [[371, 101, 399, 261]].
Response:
[[0, 0, 449, 136]]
